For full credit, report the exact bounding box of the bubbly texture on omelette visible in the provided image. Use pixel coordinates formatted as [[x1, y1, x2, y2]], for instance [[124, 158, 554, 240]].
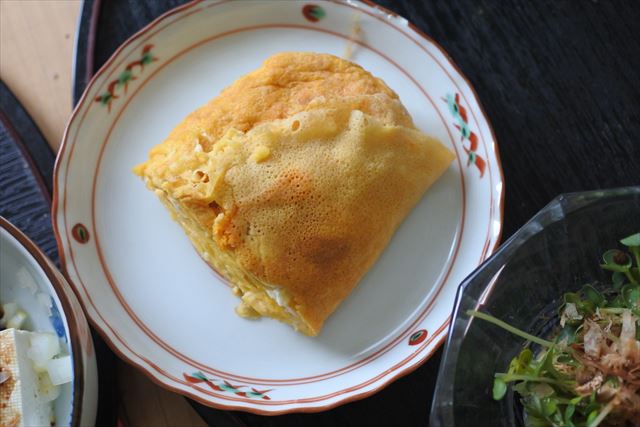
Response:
[[134, 52, 455, 336]]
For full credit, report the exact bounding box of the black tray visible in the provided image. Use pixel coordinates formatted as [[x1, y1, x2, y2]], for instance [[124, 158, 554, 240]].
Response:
[[73, 1, 640, 425]]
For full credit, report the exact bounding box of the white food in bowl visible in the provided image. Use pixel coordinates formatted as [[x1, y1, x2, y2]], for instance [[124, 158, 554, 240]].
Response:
[[0, 327, 74, 426], [0, 218, 97, 427]]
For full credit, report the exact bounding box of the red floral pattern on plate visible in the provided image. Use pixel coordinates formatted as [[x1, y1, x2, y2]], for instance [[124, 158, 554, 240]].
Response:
[[408, 329, 428, 346], [184, 371, 273, 400], [302, 4, 326, 22], [71, 223, 90, 244], [444, 93, 486, 178], [94, 45, 157, 112]]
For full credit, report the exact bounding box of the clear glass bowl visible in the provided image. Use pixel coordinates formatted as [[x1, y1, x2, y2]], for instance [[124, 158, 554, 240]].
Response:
[[430, 186, 640, 426]]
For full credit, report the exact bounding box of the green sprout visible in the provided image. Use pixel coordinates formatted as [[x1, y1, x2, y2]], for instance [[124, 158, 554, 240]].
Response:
[[600, 232, 640, 285], [467, 232, 640, 426]]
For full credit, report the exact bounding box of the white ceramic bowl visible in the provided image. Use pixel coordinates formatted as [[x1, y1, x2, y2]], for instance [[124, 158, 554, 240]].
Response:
[[0, 217, 97, 426]]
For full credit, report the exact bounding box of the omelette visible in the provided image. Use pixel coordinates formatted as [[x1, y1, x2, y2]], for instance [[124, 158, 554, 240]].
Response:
[[134, 52, 454, 336]]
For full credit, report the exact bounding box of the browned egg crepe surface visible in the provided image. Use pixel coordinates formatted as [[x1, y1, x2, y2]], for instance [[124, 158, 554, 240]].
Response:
[[134, 52, 454, 335]]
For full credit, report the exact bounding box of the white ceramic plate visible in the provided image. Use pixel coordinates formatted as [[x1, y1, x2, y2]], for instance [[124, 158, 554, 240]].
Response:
[[53, 0, 503, 414]]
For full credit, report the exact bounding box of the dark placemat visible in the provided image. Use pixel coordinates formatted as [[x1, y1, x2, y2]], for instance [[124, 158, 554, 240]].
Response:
[[74, 0, 640, 425], [0, 79, 118, 427], [0, 85, 56, 259], [0, 82, 55, 210]]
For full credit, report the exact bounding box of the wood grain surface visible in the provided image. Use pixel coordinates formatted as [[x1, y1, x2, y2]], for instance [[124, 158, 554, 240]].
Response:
[[0, 0, 79, 150]]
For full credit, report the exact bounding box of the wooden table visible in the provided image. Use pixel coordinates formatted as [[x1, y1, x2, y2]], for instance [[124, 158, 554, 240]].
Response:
[[0, 1, 206, 426], [3, 1, 639, 426]]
